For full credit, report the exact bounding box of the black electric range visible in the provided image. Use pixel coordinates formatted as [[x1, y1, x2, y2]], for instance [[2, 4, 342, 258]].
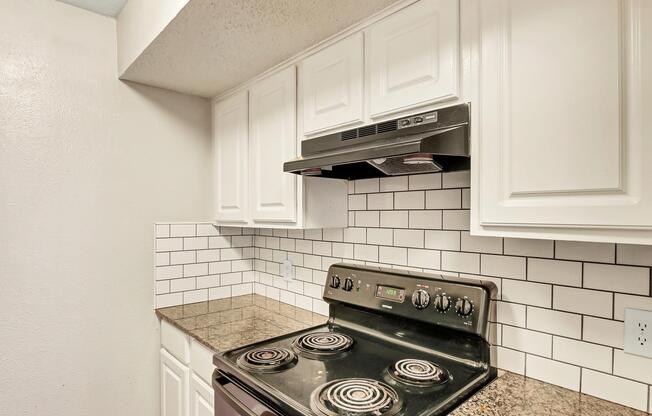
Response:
[[213, 263, 497, 416]]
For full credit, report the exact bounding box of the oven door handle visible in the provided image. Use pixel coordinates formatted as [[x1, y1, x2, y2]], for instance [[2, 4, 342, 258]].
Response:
[[214, 372, 264, 416]]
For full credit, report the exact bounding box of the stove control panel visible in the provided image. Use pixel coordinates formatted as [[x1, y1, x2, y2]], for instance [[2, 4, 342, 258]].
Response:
[[323, 263, 496, 340]]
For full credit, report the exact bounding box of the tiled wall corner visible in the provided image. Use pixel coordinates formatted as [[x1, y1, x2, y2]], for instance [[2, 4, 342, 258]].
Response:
[[154, 223, 255, 308]]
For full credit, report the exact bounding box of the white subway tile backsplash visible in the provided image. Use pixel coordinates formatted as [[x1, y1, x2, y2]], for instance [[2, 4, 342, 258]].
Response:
[[156, 252, 170, 266], [582, 316, 624, 349], [408, 173, 441, 190], [156, 224, 170, 238], [233, 283, 253, 297], [379, 246, 408, 266], [441, 251, 479, 274], [348, 194, 366, 211], [196, 224, 219, 237], [183, 289, 207, 304], [170, 251, 196, 265], [613, 349, 652, 385], [553, 286, 612, 318], [424, 230, 460, 251], [380, 176, 408, 192], [312, 241, 332, 257], [581, 369, 649, 412], [461, 232, 503, 254], [367, 228, 393, 246], [425, 189, 461, 209], [526, 307, 581, 339], [552, 337, 612, 372], [442, 210, 470, 230], [170, 278, 196, 292], [496, 302, 526, 326], [555, 240, 615, 263], [380, 211, 408, 228], [394, 191, 425, 209], [354, 178, 379, 194], [170, 224, 196, 237], [496, 347, 525, 375], [394, 229, 424, 248], [367, 193, 393, 210], [157, 238, 183, 252], [157, 293, 183, 308], [156, 280, 170, 294], [196, 249, 220, 263], [184, 263, 208, 277], [442, 170, 470, 188], [354, 244, 378, 262], [481, 255, 525, 279], [355, 211, 380, 227], [583, 263, 649, 295], [502, 280, 551, 308], [408, 210, 442, 229], [617, 244, 652, 267], [183, 237, 208, 250], [614, 293, 652, 320], [407, 248, 440, 270], [504, 238, 554, 258], [528, 258, 582, 287], [502, 326, 552, 357], [322, 228, 343, 242], [526, 355, 580, 391]]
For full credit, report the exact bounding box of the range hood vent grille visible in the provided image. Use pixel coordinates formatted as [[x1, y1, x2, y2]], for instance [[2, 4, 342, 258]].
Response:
[[341, 120, 398, 141]]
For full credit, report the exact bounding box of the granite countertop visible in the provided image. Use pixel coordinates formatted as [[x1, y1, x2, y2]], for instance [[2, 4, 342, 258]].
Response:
[[156, 295, 646, 416], [155, 294, 327, 352], [450, 371, 647, 416]]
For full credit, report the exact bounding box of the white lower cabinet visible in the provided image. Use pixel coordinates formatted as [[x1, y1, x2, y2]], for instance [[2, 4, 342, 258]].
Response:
[[190, 374, 214, 416], [160, 322, 215, 416], [161, 349, 190, 416]]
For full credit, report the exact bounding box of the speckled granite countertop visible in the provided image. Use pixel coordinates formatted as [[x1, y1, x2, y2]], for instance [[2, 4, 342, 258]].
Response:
[[156, 295, 646, 416], [450, 371, 647, 416], [155, 294, 327, 352]]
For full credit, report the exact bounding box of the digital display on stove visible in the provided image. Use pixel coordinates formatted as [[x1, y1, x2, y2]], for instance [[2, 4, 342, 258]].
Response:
[[375, 285, 405, 302]]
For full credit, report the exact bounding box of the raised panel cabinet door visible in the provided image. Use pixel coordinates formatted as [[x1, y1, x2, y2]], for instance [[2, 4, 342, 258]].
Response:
[[161, 348, 190, 416], [249, 66, 297, 223], [367, 0, 460, 118], [474, 0, 652, 242], [213, 91, 249, 223], [301, 32, 364, 135], [189, 374, 214, 416]]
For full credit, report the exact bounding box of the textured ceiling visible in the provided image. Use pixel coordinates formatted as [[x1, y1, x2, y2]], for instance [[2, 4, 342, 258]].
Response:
[[120, 0, 397, 97], [57, 0, 128, 16]]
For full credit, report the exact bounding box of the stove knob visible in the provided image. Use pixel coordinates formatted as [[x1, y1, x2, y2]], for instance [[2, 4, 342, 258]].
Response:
[[343, 278, 354, 292], [433, 294, 451, 312], [411, 289, 430, 310], [330, 275, 341, 289], [455, 298, 474, 317]]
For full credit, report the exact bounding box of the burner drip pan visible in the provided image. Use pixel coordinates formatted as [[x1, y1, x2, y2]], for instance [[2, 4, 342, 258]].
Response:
[[293, 332, 353, 357], [388, 359, 450, 386], [310, 378, 402, 416], [236, 347, 297, 373]]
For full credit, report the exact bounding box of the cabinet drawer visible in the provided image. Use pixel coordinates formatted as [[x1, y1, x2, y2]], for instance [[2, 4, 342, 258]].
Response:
[[161, 320, 190, 364], [190, 339, 215, 385]]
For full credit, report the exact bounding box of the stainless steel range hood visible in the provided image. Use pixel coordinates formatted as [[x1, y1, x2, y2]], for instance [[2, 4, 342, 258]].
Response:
[[284, 103, 470, 180]]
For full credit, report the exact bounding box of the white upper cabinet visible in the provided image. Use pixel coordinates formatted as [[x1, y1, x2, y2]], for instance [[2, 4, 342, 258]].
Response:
[[249, 67, 298, 223], [213, 91, 248, 223], [366, 0, 460, 119], [300, 33, 364, 135], [472, 0, 652, 244]]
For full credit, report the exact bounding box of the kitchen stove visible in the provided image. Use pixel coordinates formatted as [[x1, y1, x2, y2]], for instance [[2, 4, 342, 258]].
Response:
[[213, 263, 497, 416]]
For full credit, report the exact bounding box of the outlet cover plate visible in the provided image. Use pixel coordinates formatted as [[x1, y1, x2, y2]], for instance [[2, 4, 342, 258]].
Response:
[[624, 308, 652, 358]]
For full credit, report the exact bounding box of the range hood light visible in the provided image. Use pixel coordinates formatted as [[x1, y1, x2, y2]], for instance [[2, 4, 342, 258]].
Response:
[[403, 153, 434, 165]]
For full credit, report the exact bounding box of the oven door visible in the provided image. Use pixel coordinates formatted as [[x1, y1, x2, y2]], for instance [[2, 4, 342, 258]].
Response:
[[213, 370, 282, 416]]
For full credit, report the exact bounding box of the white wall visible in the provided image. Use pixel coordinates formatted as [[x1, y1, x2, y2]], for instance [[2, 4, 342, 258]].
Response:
[[116, 0, 189, 74], [0, 1, 212, 415]]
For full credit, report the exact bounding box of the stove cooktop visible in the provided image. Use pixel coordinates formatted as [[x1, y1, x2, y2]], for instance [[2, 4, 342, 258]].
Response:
[[214, 263, 497, 416]]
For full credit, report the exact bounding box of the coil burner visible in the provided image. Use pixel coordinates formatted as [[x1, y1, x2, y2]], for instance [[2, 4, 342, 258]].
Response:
[[388, 359, 450, 386], [236, 347, 297, 373], [310, 378, 403, 416], [293, 332, 354, 357]]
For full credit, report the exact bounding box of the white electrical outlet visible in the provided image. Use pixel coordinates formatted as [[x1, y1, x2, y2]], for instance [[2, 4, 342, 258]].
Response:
[[281, 259, 294, 281], [624, 308, 652, 358]]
